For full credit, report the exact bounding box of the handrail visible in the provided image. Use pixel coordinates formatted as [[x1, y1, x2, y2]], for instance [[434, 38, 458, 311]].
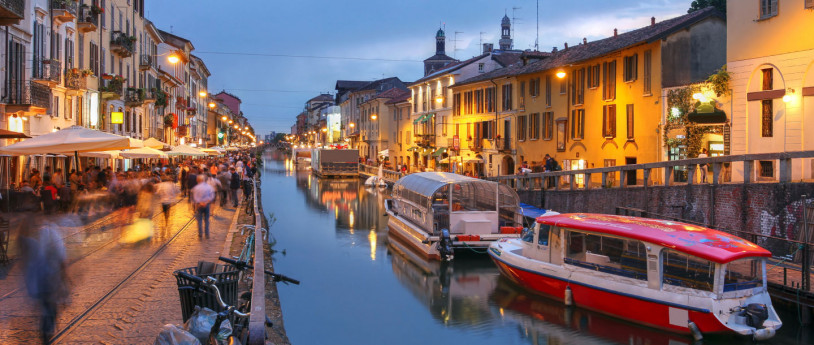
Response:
[[247, 176, 265, 345], [359, 163, 402, 182]]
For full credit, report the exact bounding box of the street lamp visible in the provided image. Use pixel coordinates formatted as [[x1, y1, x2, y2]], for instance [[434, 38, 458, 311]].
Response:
[[556, 70, 566, 79], [199, 91, 207, 97], [168, 53, 180, 64], [349, 122, 355, 128], [221, 116, 227, 121], [370, 114, 377, 120], [209, 102, 216, 108]]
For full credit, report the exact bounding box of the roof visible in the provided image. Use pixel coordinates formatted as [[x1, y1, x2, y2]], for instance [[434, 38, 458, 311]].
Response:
[[372, 88, 409, 101], [455, 7, 725, 88], [157, 29, 195, 51], [393, 172, 487, 199], [385, 89, 411, 105], [491, 50, 523, 67], [356, 77, 406, 93], [424, 53, 457, 62], [335, 80, 369, 91], [214, 91, 241, 102], [307, 94, 334, 103], [537, 214, 771, 264]]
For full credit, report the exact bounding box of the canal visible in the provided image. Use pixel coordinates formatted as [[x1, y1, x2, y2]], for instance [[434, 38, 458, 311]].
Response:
[[260, 155, 811, 345]]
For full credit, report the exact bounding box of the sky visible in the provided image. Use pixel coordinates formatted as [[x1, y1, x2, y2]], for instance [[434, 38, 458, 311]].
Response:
[[145, 0, 691, 136]]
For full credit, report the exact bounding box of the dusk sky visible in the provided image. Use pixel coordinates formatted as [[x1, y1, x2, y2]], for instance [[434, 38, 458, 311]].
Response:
[[145, 0, 691, 136]]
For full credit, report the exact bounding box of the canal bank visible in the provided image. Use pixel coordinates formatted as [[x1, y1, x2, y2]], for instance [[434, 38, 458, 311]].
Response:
[[261, 154, 813, 345]]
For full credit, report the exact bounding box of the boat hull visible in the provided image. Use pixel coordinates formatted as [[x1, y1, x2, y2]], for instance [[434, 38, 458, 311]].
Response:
[[489, 242, 781, 338]]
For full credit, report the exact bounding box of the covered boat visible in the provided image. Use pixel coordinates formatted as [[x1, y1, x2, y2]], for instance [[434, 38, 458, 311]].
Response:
[[385, 172, 528, 260], [488, 213, 781, 341]]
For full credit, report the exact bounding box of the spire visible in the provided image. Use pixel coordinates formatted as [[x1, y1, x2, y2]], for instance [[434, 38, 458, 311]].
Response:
[[436, 27, 446, 55], [499, 14, 512, 50]]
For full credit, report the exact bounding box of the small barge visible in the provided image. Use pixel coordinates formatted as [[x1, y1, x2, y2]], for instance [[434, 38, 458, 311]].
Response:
[[310, 149, 359, 178], [489, 213, 781, 341]]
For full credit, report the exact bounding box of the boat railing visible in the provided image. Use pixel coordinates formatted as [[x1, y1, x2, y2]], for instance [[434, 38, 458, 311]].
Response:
[[615, 206, 814, 295], [488, 149, 814, 190]]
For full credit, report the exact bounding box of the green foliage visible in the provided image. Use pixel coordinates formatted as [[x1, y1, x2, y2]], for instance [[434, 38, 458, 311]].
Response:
[[706, 65, 732, 97], [688, 0, 726, 14]]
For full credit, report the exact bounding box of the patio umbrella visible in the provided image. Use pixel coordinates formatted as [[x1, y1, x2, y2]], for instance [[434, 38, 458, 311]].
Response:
[[200, 148, 220, 156], [143, 137, 166, 149], [0, 129, 30, 139], [119, 147, 168, 159], [0, 125, 143, 155], [79, 151, 121, 159], [166, 144, 207, 157]]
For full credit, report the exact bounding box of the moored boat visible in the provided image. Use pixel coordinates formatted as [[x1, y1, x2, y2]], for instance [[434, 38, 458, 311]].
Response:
[[488, 213, 781, 341], [385, 172, 553, 260]]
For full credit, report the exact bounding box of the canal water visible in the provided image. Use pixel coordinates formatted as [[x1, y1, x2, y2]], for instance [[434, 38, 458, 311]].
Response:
[[260, 155, 811, 345]]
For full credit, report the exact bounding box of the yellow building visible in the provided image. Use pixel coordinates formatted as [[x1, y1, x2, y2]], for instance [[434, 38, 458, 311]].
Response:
[[727, 0, 814, 180], [451, 8, 726, 185]]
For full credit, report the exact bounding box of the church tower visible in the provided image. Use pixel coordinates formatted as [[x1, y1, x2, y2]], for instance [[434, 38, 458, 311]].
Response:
[[436, 28, 446, 55], [423, 27, 457, 76], [499, 14, 512, 50]]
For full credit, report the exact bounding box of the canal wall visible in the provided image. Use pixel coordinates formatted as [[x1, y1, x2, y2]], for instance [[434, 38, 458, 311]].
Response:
[[519, 182, 814, 240]]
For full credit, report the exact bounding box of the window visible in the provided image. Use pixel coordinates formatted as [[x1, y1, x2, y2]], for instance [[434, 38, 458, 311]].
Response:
[[64, 38, 74, 69], [463, 91, 473, 115], [475, 89, 484, 113], [564, 230, 648, 281], [626, 104, 634, 140], [517, 115, 527, 141], [452, 93, 461, 116], [571, 68, 585, 105], [542, 112, 553, 140], [587, 64, 600, 88], [545, 75, 552, 106], [724, 258, 764, 292], [559, 78, 566, 94], [530, 113, 540, 140], [603, 60, 617, 100], [530, 78, 540, 97], [762, 99, 773, 137], [760, 0, 778, 19], [623, 54, 638, 82], [761, 68, 773, 90], [478, 63, 484, 72], [570, 109, 584, 140], [538, 225, 550, 246], [501, 83, 513, 111], [444, 117, 449, 136], [662, 249, 715, 292], [485, 87, 496, 112], [643, 50, 652, 95], [808, 0, 814, 9], [519, 81, 525, 109], [603, 104, 616, 138], [482, 120, 494, 139]]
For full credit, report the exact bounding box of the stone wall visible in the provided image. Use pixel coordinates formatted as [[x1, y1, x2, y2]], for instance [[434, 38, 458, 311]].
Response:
[[519, 182, 814, 242]]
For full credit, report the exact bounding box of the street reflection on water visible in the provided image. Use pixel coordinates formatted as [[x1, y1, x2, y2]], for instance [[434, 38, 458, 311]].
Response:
[[262, 155, 809, 345]]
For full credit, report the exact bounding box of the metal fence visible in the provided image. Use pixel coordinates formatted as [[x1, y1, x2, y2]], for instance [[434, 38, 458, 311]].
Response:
[[247, 177, 265, 344]]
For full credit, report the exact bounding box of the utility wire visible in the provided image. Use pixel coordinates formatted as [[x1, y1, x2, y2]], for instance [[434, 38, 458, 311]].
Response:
[[195, 51, 422, 63]]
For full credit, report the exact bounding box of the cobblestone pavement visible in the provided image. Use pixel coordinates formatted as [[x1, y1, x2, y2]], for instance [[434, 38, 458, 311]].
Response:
[[0, 197, 240, 345]]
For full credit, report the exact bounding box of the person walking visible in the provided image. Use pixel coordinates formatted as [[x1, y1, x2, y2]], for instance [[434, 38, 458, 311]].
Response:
[[186, 167, 199, 202], [191, 175, 215, 238], [156, 175, 179, 226], [698, 148, 709, 183], [217, 169, 230, 207], [229, 167, 240, 208]]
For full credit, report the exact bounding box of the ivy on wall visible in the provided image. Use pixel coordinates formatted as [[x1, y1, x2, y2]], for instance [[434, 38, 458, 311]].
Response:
[[662, 65, 731, 158]]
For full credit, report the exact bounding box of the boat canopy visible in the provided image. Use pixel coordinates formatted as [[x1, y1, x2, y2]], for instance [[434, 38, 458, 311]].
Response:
[[538, 214, 772, 264]]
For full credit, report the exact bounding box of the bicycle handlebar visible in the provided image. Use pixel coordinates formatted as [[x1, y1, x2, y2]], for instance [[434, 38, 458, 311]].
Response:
[[176, 271, 204, 285], [218, 256, 300, 285], [174, 271, 249, 318]]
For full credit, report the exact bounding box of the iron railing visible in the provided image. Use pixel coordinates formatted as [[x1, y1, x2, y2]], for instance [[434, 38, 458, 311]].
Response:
[[125, 88, 144, 106], [100, 78, 123, 98], [139, 54, 153, 70], [65, 70, 87, 90], [4, 80, 50, 108], [77, 5, 98, 27], [359, 163, 402, 183], [0, 0, 24, 24], [51, 0, 78, 15], [110, 31, 135, 57], [33, 59, 61, 84]]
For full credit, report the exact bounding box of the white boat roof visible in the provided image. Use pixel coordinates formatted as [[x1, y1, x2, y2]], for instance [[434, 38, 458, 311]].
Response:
[[394, 172, 488, 198]]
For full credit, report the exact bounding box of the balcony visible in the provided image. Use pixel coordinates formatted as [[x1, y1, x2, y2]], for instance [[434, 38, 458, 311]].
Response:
[[99, 77, 124, 100], [65, 69, 90, 90], [143, 88, 156, 104], [110, 31, 136, 58], [175, 96, 187, 110], [125, 88, 145, 107], [4, 81, 51, 115], [0, 0, 24, 25], [415, 134, 435, 147], [139, 54, 154, 71], [495, 137, 513, 153], [51, 0, 78, 25], [76, 5, 99, 33], [32, 59, 61, 87], [469, 138, 483, 152]]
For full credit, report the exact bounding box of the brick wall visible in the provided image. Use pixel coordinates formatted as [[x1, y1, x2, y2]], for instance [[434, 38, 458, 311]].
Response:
[[520, 183, 814, 242]]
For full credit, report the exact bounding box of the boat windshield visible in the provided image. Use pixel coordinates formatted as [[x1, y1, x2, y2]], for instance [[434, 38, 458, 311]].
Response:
[[662, 249, 715, 292], [723, 257, 764, 292]]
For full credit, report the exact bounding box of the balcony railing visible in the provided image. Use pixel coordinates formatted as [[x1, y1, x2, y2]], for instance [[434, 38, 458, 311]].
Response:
[[125, 88, 145, 106], [110, 31, 136, 58], [0, 0, 24, 25], [77, 5, 98, 33], [139, 54, 153, 71], [100, 78, 124, 99], [495, 137, 512, 153], [51, 0, 78, 23], [65, 70, 88, 90], [33, 59, 61, 86], [5, 80, 51, 109], [469, 138, 483, 152]]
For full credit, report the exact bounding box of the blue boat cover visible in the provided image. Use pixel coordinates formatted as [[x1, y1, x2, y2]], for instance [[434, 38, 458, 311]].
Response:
[[519, 203, 547, 219]]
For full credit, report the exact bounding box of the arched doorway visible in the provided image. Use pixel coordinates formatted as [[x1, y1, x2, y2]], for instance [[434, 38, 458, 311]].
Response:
[[502, 155, 515, 176]]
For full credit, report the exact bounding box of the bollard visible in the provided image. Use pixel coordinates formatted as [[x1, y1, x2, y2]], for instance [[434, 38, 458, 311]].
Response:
[[564, 286, 573, 306]]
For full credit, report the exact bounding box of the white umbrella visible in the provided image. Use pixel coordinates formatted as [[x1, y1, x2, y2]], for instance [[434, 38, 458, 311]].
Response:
[[79, 151, 121, 159], [143, 137, 166, 149], [166, 144, 207, 157], [0, 126, 143, 155], [200, 148, 221, 156], [119, 147, 168, 159], [464, 157, 484, 163]]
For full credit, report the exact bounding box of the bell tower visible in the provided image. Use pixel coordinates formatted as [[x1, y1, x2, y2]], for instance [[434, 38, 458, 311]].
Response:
[[499, 14, 512, 50], [436, 28, 445, 55]]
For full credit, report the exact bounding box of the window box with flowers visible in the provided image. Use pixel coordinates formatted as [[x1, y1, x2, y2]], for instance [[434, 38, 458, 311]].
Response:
[[100, 74, 125, 99], [153, 88, 168, 107], [164, 113, 177, 128]]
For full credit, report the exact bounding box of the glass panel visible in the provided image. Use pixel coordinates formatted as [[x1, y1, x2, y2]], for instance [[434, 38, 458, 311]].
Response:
[[537, 225, 550, 246], [564, 230, 647, 281], [662, 249, 715, 291], [724, 258, 764, 292]]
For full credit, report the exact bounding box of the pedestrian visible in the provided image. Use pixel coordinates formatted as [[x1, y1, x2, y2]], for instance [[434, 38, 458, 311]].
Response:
[[698, 148, 709, 183], [191, 175, 215, 238], [40, 176, 59, 214], [186, 167, 199, 202], [156, 175, 179, 225], [18, 218, 68, 344], [544, 154, 560, 188], [217, 169, 230, 207], [30, 169, 42, 190], [229, 167, 240, 208]]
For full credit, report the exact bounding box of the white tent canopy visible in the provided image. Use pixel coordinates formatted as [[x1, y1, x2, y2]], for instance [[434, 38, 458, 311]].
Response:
[[0, 126, 143, 155], [166, 144, 207, 157], [78, 151, 121, 159], [119, 147, 168, 159], [143, 137, 166, 149]]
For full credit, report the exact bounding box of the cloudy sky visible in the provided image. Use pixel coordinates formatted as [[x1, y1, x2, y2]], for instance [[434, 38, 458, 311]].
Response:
[[145, 0, 691, 136]]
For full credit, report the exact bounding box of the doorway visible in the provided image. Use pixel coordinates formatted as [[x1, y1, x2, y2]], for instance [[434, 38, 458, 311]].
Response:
[[625, 157, 637, 186], [502, 155, 515, 176]]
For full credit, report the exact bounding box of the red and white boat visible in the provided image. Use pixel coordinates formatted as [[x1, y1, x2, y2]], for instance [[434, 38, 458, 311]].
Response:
[[488, 213, 781, 341]]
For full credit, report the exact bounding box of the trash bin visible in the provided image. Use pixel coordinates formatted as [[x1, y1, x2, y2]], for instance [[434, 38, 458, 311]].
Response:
[[174, 263, 239, 322]]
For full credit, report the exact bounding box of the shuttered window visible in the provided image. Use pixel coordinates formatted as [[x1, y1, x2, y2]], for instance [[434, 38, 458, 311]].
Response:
[[626, 104, 634, 140], [602, 104, 616, 138], [643, 50, 652, 95], [542, 112, 553, 140], [807, 0, 814, 9], [603, 60, 617, 100], [623, 54, 638, 82], [760, 0, 778, 19]]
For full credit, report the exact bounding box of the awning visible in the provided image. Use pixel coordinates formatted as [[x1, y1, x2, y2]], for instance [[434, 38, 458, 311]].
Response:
[[688, 101, 727, 124], [431, 147, 447, 157], [406, 146, 419, 152], [412, 113, 433, 125]]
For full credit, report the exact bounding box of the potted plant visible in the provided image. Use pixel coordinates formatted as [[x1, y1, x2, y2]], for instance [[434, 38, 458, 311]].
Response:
[[80, 69, 94, 77], [91, 4, 103, 14], [102, 73, 113, 80]]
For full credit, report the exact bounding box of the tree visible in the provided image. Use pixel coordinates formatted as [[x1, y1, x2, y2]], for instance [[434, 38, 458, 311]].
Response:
[[688, 0, 726, 14]]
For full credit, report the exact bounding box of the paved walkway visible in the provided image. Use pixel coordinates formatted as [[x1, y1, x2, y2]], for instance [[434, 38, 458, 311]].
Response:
[[0, 196, 242, 344]]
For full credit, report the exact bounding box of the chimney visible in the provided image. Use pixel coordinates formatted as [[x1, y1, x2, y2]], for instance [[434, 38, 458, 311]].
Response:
[[614, 28, 618, 37], [552, 46, 558, 53], [651, 17, 656, 26], [564, 42, 568, 50], [583, 37, 587, 44], [483, 43, 493, 54]]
